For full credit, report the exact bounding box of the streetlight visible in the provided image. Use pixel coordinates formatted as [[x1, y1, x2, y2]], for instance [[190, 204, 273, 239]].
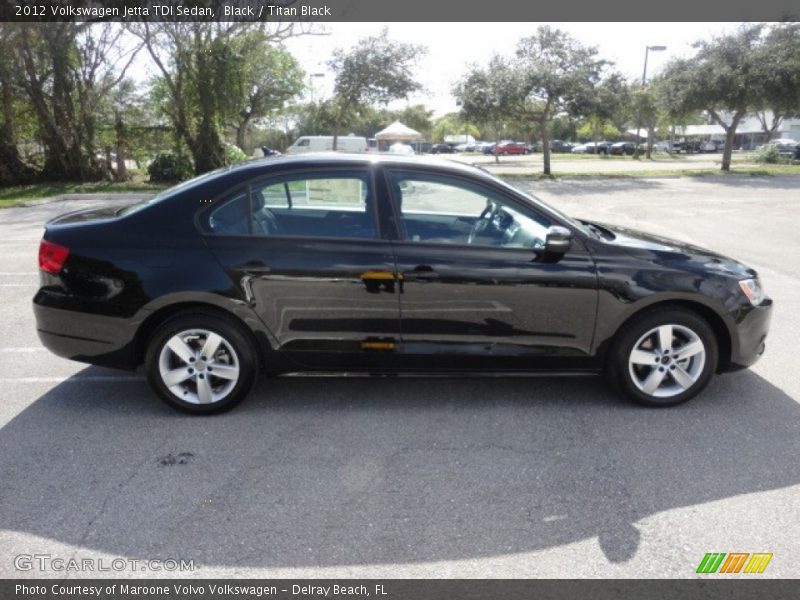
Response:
[[634, 45, 667, 159], [308, 72, 325, 103]]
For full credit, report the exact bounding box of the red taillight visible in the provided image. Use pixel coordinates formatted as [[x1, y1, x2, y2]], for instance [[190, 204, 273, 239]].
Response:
[[38, 240, 70, 274]]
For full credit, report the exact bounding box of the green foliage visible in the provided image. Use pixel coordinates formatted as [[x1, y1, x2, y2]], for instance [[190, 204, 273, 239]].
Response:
[[223, 143, 248, 165], [754, 144, 788, 164], [431, 113, 480, 143], [458, 26, 610, 173], [576, 117, 620, 141], [131, 23, 305, 174], [328, 28, 426, 147], [147, 153, 194, 183]]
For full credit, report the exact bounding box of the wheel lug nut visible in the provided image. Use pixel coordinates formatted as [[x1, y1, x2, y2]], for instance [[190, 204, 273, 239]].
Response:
[[658, 367, 665, 372], [188, 368, 194, 374], [199, 374, 205, 379], [189, 357, 195, 363]]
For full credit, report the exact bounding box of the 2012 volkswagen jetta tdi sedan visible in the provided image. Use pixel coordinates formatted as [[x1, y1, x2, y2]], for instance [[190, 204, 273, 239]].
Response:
[[33, 155, 772, 414]]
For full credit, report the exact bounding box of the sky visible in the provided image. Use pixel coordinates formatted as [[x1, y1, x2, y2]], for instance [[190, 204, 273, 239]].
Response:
[[279, 22, 741, 116], [130, 22, 742, 118]]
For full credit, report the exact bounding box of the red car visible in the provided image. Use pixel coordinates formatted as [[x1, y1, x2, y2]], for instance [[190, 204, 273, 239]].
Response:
[[492, 142, 529, 155]]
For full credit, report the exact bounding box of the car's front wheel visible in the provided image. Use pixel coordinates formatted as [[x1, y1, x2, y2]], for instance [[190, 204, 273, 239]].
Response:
[[145, 313, 258, 414], [608, 308, 718, 407]]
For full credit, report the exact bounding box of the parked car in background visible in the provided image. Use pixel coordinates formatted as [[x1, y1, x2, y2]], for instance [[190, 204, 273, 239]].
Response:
[[34, 153, 772, 413], [430, 143, 455, 154], [609, 142, 636, 156], [760, 138, 799, 155], [794, 142, 800, 161], [493, 141, 529, 155], [699, 140, 723, 152], [549, 140, 575, 153], [286, 135, 367, 154], [481, 143, 497, 155], [388, 142, 415, 155], [652, 141, 671, 153], [454, 143, 471, 152], [527, 142, 542, 153], [572, 141, 613, 155]]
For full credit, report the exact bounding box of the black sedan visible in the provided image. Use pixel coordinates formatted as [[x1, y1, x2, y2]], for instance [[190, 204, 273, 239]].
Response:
[[34, 154, 772, 414], [609, 142, 636, 156], [429, 143, 455, 154]]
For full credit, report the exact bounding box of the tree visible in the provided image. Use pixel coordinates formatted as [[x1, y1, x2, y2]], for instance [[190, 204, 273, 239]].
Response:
[[129, 22, 304, 174], [227, 34, 303, 151], [576, 72, 628, 147], [662, 25, 766, 171], [576, 117, 620, 142], [630, 81, 660, 159], [328, 28, 425, 150], [0, 24, 36, 185], [755, 23, 800, 140], [431, 113, 480, 143], [14, 23, 139, 181], [514, 26, 609, 175], [455, 55, 518, 163]]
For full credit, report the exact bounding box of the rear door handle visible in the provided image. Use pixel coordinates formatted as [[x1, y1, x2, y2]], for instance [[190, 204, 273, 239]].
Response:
[[405, 265, 439, 281]]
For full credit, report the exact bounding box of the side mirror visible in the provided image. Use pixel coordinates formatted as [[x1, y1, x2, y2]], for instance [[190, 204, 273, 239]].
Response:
[[544, 225, 573, 255]]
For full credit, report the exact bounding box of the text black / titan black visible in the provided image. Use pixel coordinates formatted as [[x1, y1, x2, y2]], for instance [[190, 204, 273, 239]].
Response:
[[33, 154, 772, 413]]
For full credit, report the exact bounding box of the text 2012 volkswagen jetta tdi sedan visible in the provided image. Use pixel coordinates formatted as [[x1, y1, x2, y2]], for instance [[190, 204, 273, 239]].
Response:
[[34, 154, 771, 414]]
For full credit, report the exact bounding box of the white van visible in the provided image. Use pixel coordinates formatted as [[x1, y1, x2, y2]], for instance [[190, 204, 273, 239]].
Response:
[[286, 135, 367, 154]]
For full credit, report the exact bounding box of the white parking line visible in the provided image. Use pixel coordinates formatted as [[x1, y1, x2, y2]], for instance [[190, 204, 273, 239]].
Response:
[[0, 347, 47, 353], [0, 376, 144, 383], [0, 283, 36, 287]]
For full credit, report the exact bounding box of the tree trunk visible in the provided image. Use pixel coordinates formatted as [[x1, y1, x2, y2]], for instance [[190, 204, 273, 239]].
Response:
[[192, 116, 224, 175], [541, 119, 551, 176], [0, 33, 36, 185], [235, 118, 250, 151], [645, 126, 654, 160], [709, 110, 742, 172], [114, 110, 129, 182], [721, 126, 736, 172], [757, 111, 782, 141]]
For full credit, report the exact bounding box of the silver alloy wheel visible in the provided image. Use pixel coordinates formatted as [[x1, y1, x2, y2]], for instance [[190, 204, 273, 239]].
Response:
[[628, 323, 706, 398], [158, 328, 240, 405]]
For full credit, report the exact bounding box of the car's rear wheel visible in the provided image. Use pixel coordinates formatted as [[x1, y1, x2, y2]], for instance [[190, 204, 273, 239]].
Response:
[[145, 313, 258, 414], [608, 308, 718, 407]]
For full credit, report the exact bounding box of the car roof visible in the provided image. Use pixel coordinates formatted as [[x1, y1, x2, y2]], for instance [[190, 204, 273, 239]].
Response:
[[221, 152, 497, 180]]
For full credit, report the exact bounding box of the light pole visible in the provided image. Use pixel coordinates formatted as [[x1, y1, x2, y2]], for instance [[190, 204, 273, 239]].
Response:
[[633, 45, 666, 159], [308, 72, 325, 104]]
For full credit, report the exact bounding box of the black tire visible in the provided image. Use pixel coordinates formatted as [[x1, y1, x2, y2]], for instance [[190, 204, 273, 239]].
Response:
[[606, 308, 718, 408], [145, 313, 258, 415]]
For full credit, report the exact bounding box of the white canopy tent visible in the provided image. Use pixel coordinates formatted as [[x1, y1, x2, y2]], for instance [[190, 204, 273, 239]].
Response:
[[374, 121, 421, 142]]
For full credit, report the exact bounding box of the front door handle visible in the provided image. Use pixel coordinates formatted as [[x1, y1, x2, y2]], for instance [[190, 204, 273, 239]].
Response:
[[239, 260, 271, 273], [405, 265, 439, 281]]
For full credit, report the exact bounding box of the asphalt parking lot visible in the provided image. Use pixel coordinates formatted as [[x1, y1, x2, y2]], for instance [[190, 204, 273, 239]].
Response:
[[1, 176, 799, 578]]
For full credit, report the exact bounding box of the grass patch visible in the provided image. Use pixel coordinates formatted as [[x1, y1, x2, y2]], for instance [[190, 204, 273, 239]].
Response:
[[0, 178, 168, 208], [492, 164, 800, 179]]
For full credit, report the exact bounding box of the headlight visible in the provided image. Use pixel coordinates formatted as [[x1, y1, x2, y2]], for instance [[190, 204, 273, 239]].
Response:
[[739, 278, 765, 306]]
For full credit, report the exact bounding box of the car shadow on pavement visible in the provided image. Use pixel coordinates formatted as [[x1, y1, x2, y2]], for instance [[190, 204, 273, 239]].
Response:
[[1, 368, 799, 570]]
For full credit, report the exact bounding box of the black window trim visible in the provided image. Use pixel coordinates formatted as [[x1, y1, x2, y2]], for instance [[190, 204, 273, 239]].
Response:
[[196, 165, 388, 244], [381, 166, 571, 250]]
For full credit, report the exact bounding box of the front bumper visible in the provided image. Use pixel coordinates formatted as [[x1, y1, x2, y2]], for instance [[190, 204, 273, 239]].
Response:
[[728, 297, 773, 370]]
